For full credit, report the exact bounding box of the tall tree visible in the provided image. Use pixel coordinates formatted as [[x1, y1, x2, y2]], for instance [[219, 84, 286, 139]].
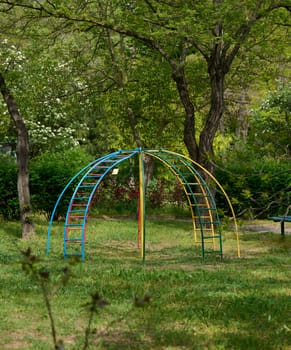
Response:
[[102, 1, 290, 172], [0, 0, 289, 173], [0, 72, 34, 237]]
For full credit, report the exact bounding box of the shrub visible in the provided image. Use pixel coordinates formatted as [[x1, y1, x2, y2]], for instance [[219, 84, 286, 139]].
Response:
[[0, 155, 19, 220], [147, 177, 166, 208], [92, 175, 139, 215], [215, 156, 291, 219], [30, 147, 92, 219]]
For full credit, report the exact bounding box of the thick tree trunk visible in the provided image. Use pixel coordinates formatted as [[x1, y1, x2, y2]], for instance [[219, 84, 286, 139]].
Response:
[[171, 59, 226, 176], [171, 67, 199, 162], [127, 106, 143, 148], [143, 154, 155, 189], [199, 60, 225, 174], [0, 73, 35, 238]]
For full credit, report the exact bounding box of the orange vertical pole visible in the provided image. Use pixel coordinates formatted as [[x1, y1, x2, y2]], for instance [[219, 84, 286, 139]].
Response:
[[137, 194, 141, 248], [138, 151, 146, 262]]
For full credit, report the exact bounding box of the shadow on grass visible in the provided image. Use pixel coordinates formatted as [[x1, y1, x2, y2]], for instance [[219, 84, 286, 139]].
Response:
[[212, 294, 291, 350], [94, 292, 291, 350], [100, 327, 199, 350], [0, 221, 22, 238], [84, 242, 223, 270], [145, 245, 220, 268], [240, 232, 281, 241]]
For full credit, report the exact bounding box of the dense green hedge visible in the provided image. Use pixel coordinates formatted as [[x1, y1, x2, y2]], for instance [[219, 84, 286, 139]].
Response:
[[30, 148, 92, 220], [1, 149, 290, 221], [215, 158, 291, 219], [0, 155, 19, 220], [0, 150, 185, 220], [0, 148, 92, 220]]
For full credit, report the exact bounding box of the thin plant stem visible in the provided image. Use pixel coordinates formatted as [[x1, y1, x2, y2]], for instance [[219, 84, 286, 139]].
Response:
[[40, 280, 57, 348], [83, 308, 95, 350]]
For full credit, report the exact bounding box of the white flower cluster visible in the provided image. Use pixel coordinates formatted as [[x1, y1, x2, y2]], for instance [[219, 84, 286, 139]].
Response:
[[0, 40, 26, 71], [25, 118, 89, 152]]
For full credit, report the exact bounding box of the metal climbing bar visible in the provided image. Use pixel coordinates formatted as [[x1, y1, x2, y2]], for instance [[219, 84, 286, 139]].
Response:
[[63, 149, 139, 260], [46, 148, 240, 261], [144, 149, 222, 258]]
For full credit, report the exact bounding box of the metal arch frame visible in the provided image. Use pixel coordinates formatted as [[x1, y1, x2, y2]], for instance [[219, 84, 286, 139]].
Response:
[[145, 149, 240, 257], [144, 150, 222, 257], [46, 149, 139, 257], [46, 148, 240, 261], [46, 153, 110, 254], [154, 149, 240, 257], [64, 149, 139, 260]]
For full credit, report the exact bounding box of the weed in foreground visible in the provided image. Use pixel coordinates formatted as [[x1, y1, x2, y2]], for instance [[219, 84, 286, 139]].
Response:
[[20, 247, 151, 349]]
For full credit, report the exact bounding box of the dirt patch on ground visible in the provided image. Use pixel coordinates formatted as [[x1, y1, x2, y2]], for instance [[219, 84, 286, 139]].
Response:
[[240, 221, 291, 234], [96, 216, 291, 234]]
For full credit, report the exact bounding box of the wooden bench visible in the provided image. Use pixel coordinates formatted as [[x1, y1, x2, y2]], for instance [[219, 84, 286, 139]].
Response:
[[267, 216, 291, 236]]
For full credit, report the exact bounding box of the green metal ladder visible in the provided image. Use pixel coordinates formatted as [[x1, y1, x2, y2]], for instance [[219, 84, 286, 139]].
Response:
[[145, 150, 222, 258]]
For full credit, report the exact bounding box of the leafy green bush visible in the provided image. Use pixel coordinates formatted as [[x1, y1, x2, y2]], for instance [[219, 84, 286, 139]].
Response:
[[30, 147, 92, 219], [0, 154, 19, 220], [248, 84, 291, 158], [0, 148, 187, 221], [3, 145, 289, 222], [216, 154, 291, 219], [92, 175, 139, 215]]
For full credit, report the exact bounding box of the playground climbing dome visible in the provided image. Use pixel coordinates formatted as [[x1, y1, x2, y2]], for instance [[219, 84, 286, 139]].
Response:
[[46, 148, 240, 261]]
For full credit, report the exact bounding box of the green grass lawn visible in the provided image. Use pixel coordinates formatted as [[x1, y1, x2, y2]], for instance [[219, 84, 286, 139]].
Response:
[[0, 218, 290, 349]]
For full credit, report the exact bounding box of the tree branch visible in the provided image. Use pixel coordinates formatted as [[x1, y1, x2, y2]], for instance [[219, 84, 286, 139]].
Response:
[[144, 0, 157, 13], [0, 0, 180, 70], [225, 1, 263, 70]]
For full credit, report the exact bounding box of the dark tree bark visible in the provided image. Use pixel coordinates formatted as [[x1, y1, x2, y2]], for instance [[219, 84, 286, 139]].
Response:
[[199, 57, 226, 173], [0, 72, 34, 238], [194, 1, 263, 173], [171, 66, 199, 163]]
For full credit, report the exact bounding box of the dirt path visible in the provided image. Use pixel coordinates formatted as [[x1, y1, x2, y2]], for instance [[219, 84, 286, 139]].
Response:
[[96, 215, 291, 234], [240, 220, 291, 234]]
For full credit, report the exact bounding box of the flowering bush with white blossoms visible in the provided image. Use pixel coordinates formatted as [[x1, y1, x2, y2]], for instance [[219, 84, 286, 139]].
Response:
[[0, 39, 91, 156]]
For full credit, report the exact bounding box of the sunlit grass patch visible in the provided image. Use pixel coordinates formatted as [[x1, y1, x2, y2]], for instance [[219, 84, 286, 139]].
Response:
[[0, 217, 290, 349]]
